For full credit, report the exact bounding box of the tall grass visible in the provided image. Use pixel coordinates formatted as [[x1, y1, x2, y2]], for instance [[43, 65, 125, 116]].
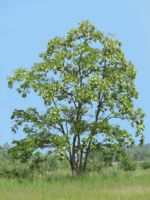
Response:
[[1, 168, 150, 200], [1, 145, 150, 199]]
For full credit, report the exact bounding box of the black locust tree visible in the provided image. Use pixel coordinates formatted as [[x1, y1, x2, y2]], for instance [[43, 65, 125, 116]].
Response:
[[8, 21, 145, 176]]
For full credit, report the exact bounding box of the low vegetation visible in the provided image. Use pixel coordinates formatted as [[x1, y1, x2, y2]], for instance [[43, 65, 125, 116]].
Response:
[[0, 143, 150, 179], [0, 144, 150, 199], [1, 169, 150, 200]]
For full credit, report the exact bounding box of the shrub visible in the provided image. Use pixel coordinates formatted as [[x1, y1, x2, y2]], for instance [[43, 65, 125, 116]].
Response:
[[141, 161, 150, 169], [119, 156, 137, 171], [0, 159, 31, 179], [87, 145, 117, 172]]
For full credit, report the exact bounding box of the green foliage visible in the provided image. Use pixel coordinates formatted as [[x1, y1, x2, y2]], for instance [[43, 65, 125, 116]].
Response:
[[126, 144, 150, 161], [0, 143, 12, 158], [0, 145, 31, 179], [0, 145, 65, 179], [119, 155, 137, 171], [141, 161, 150, 170], [87, 144, 118, 172], [8, 20, 145, 175], [0, 160, 30, 179]]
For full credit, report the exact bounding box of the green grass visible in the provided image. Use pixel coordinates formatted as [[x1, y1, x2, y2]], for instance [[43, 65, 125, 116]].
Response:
[[1, 169, 150, 200]]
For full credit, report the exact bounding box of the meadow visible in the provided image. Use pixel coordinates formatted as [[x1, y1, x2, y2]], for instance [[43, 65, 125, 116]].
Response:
[[1, 168, 150, 200]]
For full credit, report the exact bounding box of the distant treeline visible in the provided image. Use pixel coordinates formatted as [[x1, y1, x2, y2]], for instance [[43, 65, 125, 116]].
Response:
[[126, 144, 150, 161]]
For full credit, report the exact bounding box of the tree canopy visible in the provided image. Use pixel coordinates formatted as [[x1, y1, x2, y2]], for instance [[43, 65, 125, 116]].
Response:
[[8, 21, 145, 176]]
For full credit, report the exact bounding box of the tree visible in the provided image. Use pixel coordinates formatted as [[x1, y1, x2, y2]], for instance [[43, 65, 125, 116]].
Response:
[[8, 21, 145, 176]]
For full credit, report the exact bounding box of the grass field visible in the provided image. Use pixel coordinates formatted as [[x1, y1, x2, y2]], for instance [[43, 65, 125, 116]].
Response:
[[0, 168, 150, 200]]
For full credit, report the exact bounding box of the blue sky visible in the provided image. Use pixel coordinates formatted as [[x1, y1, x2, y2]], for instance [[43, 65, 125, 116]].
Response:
[[0, 0, 150, 144]]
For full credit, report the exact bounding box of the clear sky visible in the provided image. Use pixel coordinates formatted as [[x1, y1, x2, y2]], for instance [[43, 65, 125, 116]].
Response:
[[0, 0, 150, 144]]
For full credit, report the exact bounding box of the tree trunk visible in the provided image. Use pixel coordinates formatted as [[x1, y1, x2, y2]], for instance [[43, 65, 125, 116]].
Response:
[[70, 152, 83, 177], [83, 141, 91, 172], [71, 166, 83, 177]]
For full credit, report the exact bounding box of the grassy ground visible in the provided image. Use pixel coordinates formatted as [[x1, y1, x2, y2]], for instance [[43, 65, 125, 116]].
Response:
[[1, 168, 150, 200]]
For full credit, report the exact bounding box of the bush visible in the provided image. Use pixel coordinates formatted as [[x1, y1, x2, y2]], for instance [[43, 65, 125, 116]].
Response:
[[141, 161, 150, 169], [87, 145, 117, 172], [87, 159, 104, 172], [0, 159, 31, 179], [0, 145, 69, 179], [119, 156, 137, 171], [0, 148, 69, 179]]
